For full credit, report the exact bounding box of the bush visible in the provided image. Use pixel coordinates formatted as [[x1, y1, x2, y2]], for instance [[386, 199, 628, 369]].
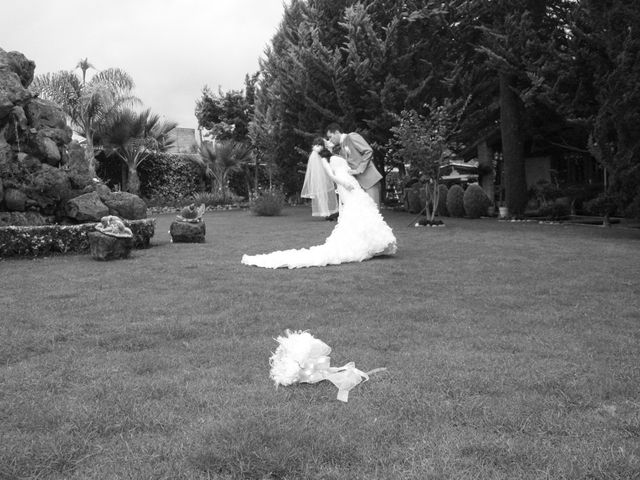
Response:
[[138, 153, 202, 200], [436, 184, 449, 216], [0, 218, 155, 258], [539, 201, 571, 220], [251, 190, 285, 216], [446, 184, 465, 217], [463, 184, 491, 218]]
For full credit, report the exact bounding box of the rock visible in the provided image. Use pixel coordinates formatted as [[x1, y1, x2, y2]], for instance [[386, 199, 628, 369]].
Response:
[[102, 191, 147, 220], [24, 98, 68, 130], [17, 152, 42, 171], [25, 163, 72, 214], [4, 188, 27, 211], [88, 231, 133, 260], [65, 191, 109, 222], [0, 69, 31, 123], [35, 135, 61, 165], [5, 50, 35, 88], [170, 220, 206, 243]]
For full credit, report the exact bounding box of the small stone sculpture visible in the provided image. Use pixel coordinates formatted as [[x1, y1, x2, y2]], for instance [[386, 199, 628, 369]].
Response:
[[90, 215, 133, 260], [176, 203, 206, 223], [95, 215, 133, 238]]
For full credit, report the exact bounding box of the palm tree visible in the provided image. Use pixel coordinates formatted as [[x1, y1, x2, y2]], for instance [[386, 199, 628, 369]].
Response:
[[75, 57, 94, 85], [192, 140, 251, 199], [31, 67, 139, 178], [95, 108, 178, 194]]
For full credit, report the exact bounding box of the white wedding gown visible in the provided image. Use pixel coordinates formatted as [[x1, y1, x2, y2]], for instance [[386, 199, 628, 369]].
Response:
[[241, 156, 397, 269]]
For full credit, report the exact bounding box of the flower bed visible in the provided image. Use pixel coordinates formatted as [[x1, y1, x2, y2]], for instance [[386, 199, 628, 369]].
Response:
[[0, 219, 155, 258]]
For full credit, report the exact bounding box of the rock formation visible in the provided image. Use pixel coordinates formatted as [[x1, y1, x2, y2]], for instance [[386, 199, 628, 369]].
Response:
[[0, 47, 147, 226]]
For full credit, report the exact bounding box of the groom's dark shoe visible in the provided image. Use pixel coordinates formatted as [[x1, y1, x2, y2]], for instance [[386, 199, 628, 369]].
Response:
[[325, 212, 339, 221]]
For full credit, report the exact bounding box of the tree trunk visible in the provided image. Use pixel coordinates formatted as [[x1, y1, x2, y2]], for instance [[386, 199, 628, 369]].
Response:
[[85, 136, 97, 179], [499, 72, 528, 215], [127, 165, 140, 194]]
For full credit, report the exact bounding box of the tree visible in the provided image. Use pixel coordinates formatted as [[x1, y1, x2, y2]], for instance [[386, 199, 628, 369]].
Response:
[[389, 97, 468, 223], [192, 140, 252, 200], [571, 0, 640, 218], [195, 86, 253, 142], [31, 67, 139, 178], [75, 57, 94, 85], [95, 108, 177, 194]]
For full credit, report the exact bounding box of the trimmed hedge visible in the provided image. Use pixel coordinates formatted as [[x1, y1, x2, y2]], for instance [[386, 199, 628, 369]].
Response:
[[446, 184, 465, 217], [137, 153, 202, 200], [463, 184, 491, 218], [0, 218, 155, 258]]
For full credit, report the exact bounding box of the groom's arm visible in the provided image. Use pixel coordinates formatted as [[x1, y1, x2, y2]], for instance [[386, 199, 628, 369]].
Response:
[[345, 133, 373, 175]]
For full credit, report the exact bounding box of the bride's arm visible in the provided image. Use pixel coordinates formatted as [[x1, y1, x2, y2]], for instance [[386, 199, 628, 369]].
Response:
[[320, 157, 354, 190]]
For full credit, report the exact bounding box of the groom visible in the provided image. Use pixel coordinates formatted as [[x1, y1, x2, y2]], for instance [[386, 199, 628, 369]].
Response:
[[325, 123, 382, 207]]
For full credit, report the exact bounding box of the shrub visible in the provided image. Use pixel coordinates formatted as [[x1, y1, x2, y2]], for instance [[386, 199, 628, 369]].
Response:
[[251, 190, 285, 216], [0, 219, 155, 258], [463, 183, 491, 218], [539, 201, 571, 220], [446, 184, 465, 217], [436, 184, 449, 216], [138, 153, 202, 200]]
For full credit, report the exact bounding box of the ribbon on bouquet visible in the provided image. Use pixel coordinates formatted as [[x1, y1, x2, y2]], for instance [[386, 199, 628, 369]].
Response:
[[269, 330, 386, 402]]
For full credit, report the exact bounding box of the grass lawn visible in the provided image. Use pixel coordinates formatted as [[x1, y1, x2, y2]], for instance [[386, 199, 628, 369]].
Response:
[[1, 207, 639, 479]]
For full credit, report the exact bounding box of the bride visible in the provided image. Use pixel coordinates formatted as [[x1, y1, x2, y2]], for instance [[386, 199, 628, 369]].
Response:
[[241, 138, 397, 269]]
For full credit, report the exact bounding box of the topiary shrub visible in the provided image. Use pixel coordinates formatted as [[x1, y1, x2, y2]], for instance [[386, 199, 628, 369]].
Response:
[[446, 184, 465, 217], [463, 183, 491, 218], [252, 190, 285, 216], [137, 153, 201, 200], [436, 184, 449, 216]]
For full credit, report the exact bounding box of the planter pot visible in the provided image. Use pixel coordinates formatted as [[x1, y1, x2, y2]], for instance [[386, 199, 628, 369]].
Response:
[[498, 206, 509, 219]]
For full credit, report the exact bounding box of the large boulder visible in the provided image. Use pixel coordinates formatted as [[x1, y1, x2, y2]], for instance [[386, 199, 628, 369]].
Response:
[[65, 191, 109, 222], [4, 187, 27, 211], [24, 98, 68, 130], [170, 220, 206, 243], [100, 191, 147, 220], [2, 49, 35, 88], [88, 231, 133, 260], [0, 69, 31, 123], [25, 163, 72, 214]]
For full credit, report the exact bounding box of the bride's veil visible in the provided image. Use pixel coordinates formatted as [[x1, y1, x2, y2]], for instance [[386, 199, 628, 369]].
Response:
[[301, 150, 338, 216]]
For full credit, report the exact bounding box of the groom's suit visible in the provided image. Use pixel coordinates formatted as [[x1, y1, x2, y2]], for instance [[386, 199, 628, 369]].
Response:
[[339, 132, 382, 205]]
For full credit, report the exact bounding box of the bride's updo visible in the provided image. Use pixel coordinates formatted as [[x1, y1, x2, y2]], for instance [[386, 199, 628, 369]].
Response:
[[312, 137, 333, 159]]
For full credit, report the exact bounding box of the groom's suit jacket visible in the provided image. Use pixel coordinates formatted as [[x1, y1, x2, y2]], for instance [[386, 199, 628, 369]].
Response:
[[339, 132, 382, 190]]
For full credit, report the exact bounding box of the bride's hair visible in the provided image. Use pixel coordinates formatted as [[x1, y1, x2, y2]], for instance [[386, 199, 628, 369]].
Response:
[[318, 148, 332, 159], [312, 137, 332, 158]]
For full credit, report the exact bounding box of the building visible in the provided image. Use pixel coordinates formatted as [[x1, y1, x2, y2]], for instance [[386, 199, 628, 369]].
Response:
[[166, 127, 198, 154]]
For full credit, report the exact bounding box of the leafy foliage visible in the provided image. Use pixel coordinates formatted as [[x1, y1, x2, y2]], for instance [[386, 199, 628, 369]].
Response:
[[30, 65, 140, 177], [251, 190, 285, 216], [446, 184, 465, 218], [388, 97, 468, 221], [463, 184, 491, 218], [137, 153, 201, 201], [94, 108, 178, 193]]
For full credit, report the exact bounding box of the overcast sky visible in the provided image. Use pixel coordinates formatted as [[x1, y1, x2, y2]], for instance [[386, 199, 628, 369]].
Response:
[[1, 0, 288, 129]]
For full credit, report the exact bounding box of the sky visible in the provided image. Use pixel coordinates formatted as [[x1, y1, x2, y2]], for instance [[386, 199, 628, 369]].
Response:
[[0, 0, 289, 130]]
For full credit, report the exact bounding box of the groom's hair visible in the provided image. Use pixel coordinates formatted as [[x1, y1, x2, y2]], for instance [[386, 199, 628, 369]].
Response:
[[325, 122, 342, 134]]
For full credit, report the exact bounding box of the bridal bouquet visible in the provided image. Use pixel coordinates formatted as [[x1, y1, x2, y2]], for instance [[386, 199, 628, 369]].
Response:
[[269, 330, 385, 402]]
